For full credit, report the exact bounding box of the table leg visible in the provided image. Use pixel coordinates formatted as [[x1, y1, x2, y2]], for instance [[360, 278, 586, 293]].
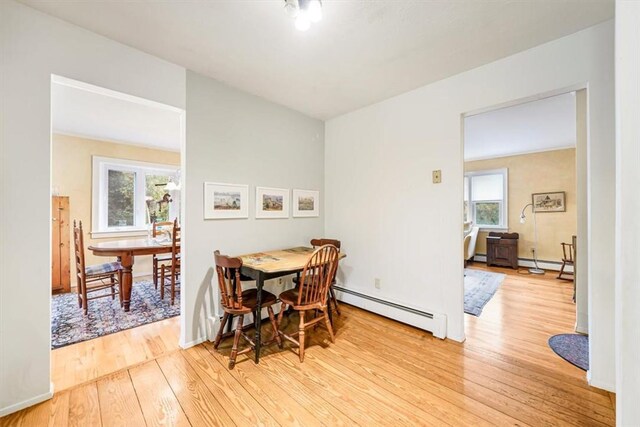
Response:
[[254, 271, 264, 364], [119, 254, 134, 312]]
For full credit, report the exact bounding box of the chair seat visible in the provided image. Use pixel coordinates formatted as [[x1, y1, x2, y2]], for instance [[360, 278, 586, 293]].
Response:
[[85, 262, 121, 276], [239, 289, 277, 310]]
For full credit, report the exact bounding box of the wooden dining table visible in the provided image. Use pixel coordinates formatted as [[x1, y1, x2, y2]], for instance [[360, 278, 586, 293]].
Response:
[[237, 246, 346, 363], [88, 238, 177, 311]]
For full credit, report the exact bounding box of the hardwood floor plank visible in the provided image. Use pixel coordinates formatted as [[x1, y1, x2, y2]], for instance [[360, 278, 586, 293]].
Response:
[[0, 392, 70, 427], [68, 383, 101, 427], [196, 343, 326, 427], [128, 360, 190, 427], [181, 346, 279, 426], [2, 264, 615, 426], [156, 351, 235, 426], [96, 370, 146, 427]]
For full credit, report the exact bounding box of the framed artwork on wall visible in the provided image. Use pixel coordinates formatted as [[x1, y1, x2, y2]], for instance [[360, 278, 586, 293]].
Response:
[[292, 189, 320, 217], [204, 182, 249, 219], [532, 191, 566, 213], [256, 187, 289, 219]]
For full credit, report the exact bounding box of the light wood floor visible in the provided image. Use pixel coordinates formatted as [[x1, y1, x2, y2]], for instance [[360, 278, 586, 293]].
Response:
[[2, 265, 615, 426]]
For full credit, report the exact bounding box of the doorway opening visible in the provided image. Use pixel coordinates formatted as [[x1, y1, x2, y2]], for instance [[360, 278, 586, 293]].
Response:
[[50, 75, 185, 391], [461, 89, 587, 375]]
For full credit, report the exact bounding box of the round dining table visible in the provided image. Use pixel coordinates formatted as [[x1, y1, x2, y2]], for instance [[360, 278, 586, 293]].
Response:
[[88, 238, 177, 311]]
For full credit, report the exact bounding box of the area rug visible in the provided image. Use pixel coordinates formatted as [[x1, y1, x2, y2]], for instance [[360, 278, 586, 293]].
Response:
[[464, 268, 505, 316], [51, 279, 180, 349], [548, 334, 589, 371]]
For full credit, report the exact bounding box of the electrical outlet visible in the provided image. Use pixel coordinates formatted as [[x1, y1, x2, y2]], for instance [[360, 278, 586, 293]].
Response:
[[278, 278, 283, 285], [432, 170, 442, 184], [374, 278, 381, 289]]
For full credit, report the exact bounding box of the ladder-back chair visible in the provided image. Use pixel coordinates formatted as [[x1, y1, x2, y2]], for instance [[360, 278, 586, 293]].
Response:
[[73, 220, 122, 315], [152, 220, 176, 289], [159, 219, 180, 305], [558, 241, 575, 281]]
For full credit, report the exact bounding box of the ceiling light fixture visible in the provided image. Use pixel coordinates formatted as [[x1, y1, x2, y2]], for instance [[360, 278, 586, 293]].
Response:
[[285, 0, 322, 31]]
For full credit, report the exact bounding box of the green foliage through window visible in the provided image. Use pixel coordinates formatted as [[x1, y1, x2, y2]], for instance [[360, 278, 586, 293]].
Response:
[[107, 170, 135, 227], [475, 202, 500, 226]]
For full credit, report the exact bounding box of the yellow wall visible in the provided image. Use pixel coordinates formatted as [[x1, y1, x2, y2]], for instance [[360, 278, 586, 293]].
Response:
[[52, 134, 180, 288], [465, 148, 577, 262]]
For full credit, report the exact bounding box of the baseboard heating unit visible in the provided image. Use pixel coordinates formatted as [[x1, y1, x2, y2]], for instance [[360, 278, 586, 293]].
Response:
[[333, 285, 447, 339]]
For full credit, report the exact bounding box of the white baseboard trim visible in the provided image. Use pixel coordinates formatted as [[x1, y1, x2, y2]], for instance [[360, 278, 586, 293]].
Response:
[[333, 286, 447, 339], [0, 385, 54, 417], [180, 336, 206, 349], [472, 254, 573, 273]]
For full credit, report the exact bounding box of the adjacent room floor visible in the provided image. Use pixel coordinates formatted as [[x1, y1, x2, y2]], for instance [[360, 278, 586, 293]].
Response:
[[2, 266, 615, 426]]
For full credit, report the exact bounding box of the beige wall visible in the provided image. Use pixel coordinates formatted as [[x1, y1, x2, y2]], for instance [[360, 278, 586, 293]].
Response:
[[465, 148, 577, 262], [52, 133, 180, 287]]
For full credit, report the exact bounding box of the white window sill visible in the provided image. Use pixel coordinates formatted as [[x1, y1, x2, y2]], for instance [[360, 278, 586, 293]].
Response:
[[91, 230, 148, 239], [477, 226, 509, 233]]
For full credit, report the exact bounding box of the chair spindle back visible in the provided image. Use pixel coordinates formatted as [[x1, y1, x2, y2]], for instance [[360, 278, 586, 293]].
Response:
[[297, 244, 339, 307], [214, 251, 245, 310]]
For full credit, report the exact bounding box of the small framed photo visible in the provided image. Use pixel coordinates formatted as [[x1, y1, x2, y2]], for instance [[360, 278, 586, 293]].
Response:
[[532, 191, 566, 213], [204, 182, 249, 219], [256, 187, 289, 219], [292, 189, 319, 217]]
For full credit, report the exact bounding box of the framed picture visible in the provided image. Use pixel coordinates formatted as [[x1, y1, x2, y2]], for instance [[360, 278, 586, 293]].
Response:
[[292, 189, 320, 217], [532, 191, 566, 213], [204, 182, 249, 219], [256, 187, 289, 219]]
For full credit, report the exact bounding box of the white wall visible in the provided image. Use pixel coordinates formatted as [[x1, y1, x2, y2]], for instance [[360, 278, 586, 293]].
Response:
[[0, 0, 186, 415], [615, 1, 640, 424], [182, 71, 324, 346], [325, 21, 616, 389]]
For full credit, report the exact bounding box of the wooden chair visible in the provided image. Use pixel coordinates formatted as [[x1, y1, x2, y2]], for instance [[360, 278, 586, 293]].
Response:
[[276, 244, 339, 362], [558, 241, 575, 281], [73, 220, 122, 315], [152, 220, 175, 289], [293, 238, 342, 316], [159, 219, 180, 305], [213, 251, 282, 369]]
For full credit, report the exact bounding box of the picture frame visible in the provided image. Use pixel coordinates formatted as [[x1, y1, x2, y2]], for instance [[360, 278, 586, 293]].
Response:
[[532, 191, 566, 213], [292, 189, 320, 217], [256, 187, 289, 219], [204, 182, 249, 219]]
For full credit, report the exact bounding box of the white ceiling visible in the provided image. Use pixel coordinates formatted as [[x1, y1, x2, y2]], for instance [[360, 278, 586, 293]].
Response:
[[52, 80, 182, 151], [464, 92, 576, 161], [23, 0, 613, 120]]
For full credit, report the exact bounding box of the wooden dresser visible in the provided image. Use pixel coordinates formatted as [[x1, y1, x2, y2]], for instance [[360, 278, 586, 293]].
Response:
[[486, 232, 519, 269]]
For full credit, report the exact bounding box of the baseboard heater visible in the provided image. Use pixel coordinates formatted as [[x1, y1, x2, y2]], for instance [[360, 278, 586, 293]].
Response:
[[472, 254, 572, 273], [333, 285, 447, 339]]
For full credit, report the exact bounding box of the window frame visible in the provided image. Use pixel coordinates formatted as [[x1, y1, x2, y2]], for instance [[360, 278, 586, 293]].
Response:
[[464, 168, 509, 231], [92, 156, 179, 237]]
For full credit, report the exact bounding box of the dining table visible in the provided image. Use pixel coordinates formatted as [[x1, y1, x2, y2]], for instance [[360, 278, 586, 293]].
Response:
[[88, 238, 177, 311], [237, 246, 346, 363]]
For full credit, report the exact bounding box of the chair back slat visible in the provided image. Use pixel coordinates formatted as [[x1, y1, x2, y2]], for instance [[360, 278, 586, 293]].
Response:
[[73, 220, 86, 286], [171, 218, 180, 266], [152, 220, 174, 237], [214, 251, 245, 310], [561, 242, 574, 262], [298, 245, 339, 307]]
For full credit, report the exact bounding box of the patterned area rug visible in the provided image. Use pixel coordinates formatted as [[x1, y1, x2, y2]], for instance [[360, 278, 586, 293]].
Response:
[[548, 334, 589, 371], [51, 279, 180, 349], [464, 268, 505, 316]]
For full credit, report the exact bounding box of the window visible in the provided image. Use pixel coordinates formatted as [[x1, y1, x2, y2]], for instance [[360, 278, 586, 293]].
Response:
[[464, 168, 508, 229], [92, 157, 179, 235]]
